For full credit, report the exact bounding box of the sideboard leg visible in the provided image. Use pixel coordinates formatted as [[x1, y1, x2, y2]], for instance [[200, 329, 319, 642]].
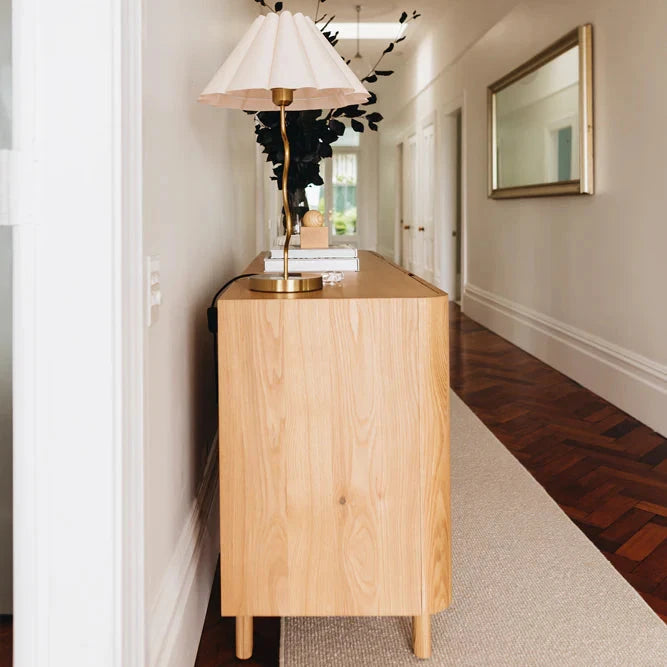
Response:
[[412, 614, 431, 659], [236, 616, 253, 660]]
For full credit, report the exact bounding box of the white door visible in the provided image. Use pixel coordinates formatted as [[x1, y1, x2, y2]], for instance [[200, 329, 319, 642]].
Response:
[[440, 113, 459, 296], [402, 133, 417, 270], [419, 120, 436, 284]]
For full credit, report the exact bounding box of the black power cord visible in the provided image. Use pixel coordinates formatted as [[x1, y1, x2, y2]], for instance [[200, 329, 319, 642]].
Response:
[[207, 273, 255, 334], [207, 274, 255, 401]]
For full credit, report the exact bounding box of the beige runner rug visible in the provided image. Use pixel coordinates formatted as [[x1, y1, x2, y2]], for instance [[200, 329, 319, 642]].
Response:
[[280, 392, 667, 666]]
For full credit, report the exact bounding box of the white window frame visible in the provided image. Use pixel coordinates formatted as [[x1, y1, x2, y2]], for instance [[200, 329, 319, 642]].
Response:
[[325, 146, 360, 246]]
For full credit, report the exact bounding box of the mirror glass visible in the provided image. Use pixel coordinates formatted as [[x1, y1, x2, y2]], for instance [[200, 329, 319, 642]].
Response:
[[495, 45, 579, 189], [489, 25, 593, 199]]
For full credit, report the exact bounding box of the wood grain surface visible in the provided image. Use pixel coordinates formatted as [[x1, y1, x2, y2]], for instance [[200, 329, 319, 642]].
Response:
[[236, 616, 253, 660], [419, 299, 452, 614], [412, 613, 432, 659], [217, 253, 451, 618], [219, 251, 441, 302]]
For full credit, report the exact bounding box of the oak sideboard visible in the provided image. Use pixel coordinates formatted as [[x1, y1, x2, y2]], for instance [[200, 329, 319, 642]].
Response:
[[217, 251, 451, 660]]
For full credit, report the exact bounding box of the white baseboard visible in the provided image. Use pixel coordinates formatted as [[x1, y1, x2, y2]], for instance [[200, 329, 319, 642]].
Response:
[[463, 284, 667, 437], [148, 437, 220, 667], [376, 245, 395, 262]]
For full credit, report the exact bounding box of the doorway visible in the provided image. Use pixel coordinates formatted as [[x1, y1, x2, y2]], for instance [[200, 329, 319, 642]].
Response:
[[440, 107, 463, 301], [400, 132, 417, 271]]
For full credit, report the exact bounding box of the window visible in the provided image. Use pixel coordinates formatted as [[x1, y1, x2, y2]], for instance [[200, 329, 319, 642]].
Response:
[[332, 152, 357, 236], [305, 127, 361, 243]]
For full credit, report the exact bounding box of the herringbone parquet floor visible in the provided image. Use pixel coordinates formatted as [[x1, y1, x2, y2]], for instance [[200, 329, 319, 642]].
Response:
[[448, 303, 667, 623]]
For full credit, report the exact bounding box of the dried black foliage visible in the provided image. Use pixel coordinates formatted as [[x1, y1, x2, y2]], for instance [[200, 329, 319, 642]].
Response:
[[250, 2, 420, 190]]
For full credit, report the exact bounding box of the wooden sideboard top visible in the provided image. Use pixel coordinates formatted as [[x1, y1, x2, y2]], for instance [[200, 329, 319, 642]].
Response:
[[219, 251, 447, 302]]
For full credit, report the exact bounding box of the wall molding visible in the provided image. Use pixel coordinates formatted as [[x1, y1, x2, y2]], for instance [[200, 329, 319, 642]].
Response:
[[118, 0, 146, 663], [148, 436, 220, 667], [464, 284, 667, 436]]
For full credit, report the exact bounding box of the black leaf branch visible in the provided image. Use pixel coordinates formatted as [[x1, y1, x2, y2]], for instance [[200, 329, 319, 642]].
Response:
[[247, 1, 420, 191]]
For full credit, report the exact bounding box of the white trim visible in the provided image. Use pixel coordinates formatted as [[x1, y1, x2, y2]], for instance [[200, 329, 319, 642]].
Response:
[[377, 245, 395, 261], [464, 284, 667, 436], [443, 92, 468, 297], [148, 437, 220, 667], [118, 0, 146, 663], [419, 110, 438, 285], [12, 1, 146, 664], [11, 0, 44, 661], [0, 151, 11, 225], [393, 141, 402, 265], [330, 145, 361, 246]]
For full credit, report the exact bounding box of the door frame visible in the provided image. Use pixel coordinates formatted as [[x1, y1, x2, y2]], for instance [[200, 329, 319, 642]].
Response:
[[12, 1, 145, 665], [397, 129, 418, 271], [393, 141, 403, 265], [419, 110, 438, 285], [438, 94, 467, 301]]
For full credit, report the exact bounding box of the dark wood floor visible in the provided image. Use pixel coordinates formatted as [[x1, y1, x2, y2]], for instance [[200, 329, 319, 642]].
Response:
[[0, 616, 11, 667], [194, 570, 280, 667], [448, 303, 667, 622]]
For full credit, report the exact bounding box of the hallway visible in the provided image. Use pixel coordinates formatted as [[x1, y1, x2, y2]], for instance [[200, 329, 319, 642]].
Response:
[[193, 303, 667, 666]]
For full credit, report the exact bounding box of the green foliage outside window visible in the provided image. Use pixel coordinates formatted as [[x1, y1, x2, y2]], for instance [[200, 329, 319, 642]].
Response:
[[333, 207, 357, 236]]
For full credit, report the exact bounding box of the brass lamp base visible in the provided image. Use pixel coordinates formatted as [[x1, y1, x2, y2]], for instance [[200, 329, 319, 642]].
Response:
[[249, 273, 323, 293]]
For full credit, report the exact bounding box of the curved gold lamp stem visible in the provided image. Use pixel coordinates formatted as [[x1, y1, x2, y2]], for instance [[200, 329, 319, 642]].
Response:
[[280, 102, 291, 280], [272, 88, 295, 281], [248, 88, 323, 294]]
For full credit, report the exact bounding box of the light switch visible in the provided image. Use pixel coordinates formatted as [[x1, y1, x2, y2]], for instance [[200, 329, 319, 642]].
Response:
[[146, 255, 161, 327]]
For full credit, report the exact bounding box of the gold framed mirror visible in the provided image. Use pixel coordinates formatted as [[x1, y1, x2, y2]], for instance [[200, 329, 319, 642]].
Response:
[[488, 24, 594, 199]]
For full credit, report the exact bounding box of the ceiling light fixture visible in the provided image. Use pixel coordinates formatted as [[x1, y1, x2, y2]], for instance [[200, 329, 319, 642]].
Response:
[[349, 5, 371, 80], [328, 21, 408, 41]]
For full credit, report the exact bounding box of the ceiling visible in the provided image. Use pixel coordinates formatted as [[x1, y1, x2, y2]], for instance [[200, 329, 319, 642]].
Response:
[[283, 1, 447, 64], [286, 0, 444, 22]]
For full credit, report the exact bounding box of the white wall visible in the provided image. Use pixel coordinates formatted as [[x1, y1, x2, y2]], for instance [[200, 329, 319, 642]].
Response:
[[377, 0, 667, 435], [376, 0, 519, 259], [0, 0, 11, 616], [142, 0, 257, 664], [0, 0, 9, 148]]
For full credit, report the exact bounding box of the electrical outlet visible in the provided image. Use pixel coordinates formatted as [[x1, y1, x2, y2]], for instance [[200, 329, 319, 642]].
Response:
[[146, 255, 161, 327]]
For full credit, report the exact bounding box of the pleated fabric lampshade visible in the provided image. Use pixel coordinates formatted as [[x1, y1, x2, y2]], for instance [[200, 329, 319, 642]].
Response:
[[198, 11, 369, 111]]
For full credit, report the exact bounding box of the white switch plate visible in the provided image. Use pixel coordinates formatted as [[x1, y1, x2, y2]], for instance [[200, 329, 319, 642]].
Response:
[[146, 255, 161, 327]]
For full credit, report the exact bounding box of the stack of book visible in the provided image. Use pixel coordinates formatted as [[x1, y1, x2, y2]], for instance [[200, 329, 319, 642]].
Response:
[[264, 246, 359, 272]]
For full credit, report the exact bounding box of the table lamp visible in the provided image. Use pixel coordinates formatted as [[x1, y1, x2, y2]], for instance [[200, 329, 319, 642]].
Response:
[[198, 11, 369, 293]]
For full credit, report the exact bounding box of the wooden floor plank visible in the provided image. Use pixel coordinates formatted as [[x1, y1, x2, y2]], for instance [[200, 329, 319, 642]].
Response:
[[637, 501, 667, 518], [449, 303, 667, 626], [616, 523, 667, 561], [599, 508, 655, 544], [0, 617, 11, 667]]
